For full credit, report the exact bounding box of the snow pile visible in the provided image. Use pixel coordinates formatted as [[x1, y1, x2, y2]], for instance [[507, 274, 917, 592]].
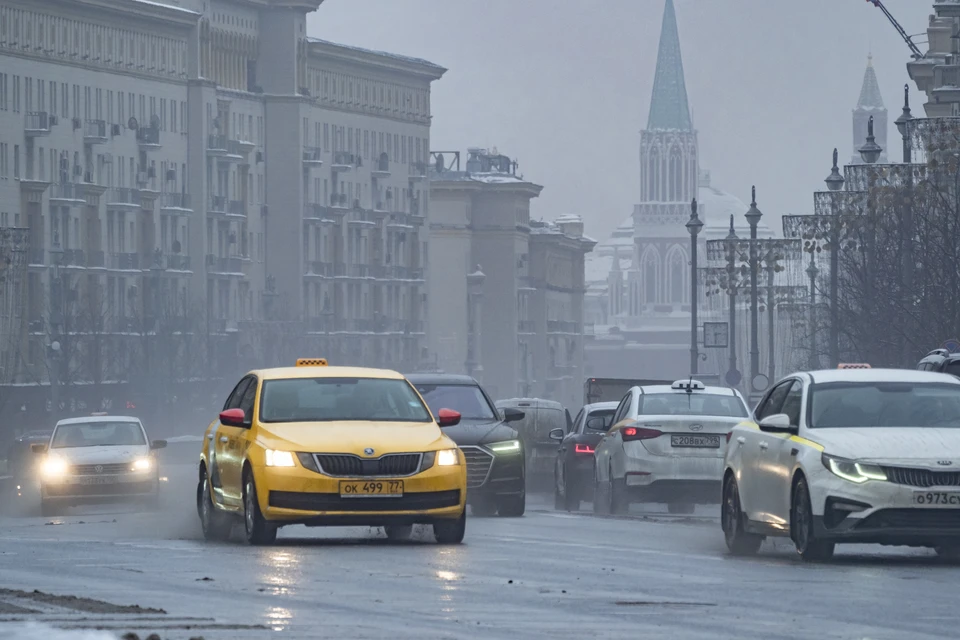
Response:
[[0, 623, 116, 640]]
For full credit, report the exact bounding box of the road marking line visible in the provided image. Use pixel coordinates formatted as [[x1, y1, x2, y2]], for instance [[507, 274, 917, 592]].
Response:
[[484, 534, 723, 561]]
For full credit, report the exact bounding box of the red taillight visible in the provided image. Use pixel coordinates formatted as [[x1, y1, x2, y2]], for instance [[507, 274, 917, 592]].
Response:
[[622, 426, 662, 441], [574, 444, 595, 454], [726, 432, 733, 443]]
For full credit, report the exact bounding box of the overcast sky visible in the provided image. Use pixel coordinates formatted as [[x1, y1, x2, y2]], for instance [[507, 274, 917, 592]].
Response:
[[308, 0, 927, 240]]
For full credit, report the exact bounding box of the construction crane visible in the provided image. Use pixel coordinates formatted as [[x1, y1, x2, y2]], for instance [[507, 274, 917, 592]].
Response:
[[864, 0, 925, 60]]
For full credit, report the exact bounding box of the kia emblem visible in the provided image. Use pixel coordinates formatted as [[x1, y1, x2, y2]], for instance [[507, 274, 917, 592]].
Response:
[[938, 460, 953, 466], [364, 448, 375, 456], [689, 424, 704, 432], [95, 465, 103, 473]]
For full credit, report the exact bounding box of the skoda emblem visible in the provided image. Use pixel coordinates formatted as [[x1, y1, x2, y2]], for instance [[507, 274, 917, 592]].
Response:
[[364, 448, 375, 456], [689, 424, 704, 432], [95, 465, 103, 473], [938, 460, 953, 466]]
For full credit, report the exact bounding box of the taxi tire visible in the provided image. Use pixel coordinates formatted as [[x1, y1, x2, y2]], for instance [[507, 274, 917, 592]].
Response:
[[385, 525, 413, 541], [721, 474, 762, 556], [498, 492, 525, 517], [433, 511, 466, 544], [243, 474, 277, 546], [198, 470, 232, 542], [791, 477, 834, 562]]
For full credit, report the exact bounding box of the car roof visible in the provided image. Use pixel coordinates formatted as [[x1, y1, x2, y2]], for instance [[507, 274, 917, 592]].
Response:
[[584, 402, 619, 412], [405, 373, 479, 386], [636, 385, 739, 396], [805, 368, 960, 385], [251, 365, 406, 381], [55, 415, 142, 426]]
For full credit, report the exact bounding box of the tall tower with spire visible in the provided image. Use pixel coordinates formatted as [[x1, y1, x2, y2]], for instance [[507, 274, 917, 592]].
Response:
[[852, 55, 887, 164]]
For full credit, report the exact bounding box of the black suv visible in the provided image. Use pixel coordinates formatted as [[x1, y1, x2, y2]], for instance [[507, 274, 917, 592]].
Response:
[[917, 349, 960, 377], [406, 373, 526, 517]]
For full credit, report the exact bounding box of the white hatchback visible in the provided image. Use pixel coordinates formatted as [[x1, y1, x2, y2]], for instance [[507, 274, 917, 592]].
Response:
[[34, 415, 166, 516], [593, 380, 749, 515], [722, 369, 960, 561]]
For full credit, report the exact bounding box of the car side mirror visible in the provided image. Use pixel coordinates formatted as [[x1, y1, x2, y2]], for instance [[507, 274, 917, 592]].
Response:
[[758, 413, 796, 434], [151, 439, 167, 450], [437, 408, 461, 428], [502, 408, 525, 423], [219, 408, 246, 428], [31, 443, 47, 454], [548, 428, 565, 442]]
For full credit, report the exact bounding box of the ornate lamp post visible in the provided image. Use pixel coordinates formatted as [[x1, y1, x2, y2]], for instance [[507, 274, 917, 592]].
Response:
[[825, 149, 844, 367], [723, 217, 740, 387], [894, 84, 914, 164], [744, 186, 762, 390], [465, 266, 485, 380], [686, 199, 704, 375], [806, 249, 820, 370], [49, 238, 63, 418]]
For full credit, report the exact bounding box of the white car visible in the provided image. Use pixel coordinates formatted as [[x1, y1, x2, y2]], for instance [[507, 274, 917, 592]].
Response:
[[722, 368, 960, 562], [593, 380, 750, 515], [33, 415, 166, 516]]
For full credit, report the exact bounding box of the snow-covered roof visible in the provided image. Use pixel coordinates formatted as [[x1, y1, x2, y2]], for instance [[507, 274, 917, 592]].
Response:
[[307, 38, 445, 74]]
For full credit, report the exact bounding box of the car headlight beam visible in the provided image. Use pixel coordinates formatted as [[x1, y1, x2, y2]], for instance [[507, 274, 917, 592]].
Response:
[[265, 449, 296, 467], [41, 456, 68, 478], [822, 453, 887, 484], [132, 457, 152, 472], [487, 439, 521, 454], [436, 448, 460, 466]]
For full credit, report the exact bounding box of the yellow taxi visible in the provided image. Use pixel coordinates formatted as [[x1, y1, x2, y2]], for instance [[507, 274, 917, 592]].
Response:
[[196, 359, 467, 545]]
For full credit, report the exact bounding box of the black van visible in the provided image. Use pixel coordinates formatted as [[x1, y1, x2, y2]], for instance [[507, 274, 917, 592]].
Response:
[[917, 349, 960, 377]]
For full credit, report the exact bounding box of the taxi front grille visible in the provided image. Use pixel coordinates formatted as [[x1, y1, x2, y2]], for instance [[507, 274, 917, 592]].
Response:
[[459, 446, 494, 488], [314, 453, 422, 477], [882, 466, 960, 488], [269, 489, 460, 512], [71, 463, 131, 475]]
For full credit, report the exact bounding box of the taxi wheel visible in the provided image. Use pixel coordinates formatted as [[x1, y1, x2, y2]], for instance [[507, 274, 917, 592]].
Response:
[[433, 511, 466, 544], [198, 469, 232, 542], [243, 473, 277, 546], [791, 477, 834, 562], [721, 474, 762, 556], [385, 525, 413, 541], [498, 492, 525, 517], [554, 468, 565, 510]]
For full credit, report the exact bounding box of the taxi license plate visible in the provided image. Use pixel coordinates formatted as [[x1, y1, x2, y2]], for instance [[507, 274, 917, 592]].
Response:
[[670, 435, 721, 449], [339, 480, 403, 498], [78, 476, 118, 485], [914, 491, 960, 507]]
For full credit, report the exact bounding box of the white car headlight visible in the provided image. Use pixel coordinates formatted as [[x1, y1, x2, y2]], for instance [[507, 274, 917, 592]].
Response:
[[41, 455, 69, 478], [822, 453, 887, 484], [487, 439, 521, 454], [132, 457, 152, 472], [436, 449, 460, 466], [265, 449, 296, 467]]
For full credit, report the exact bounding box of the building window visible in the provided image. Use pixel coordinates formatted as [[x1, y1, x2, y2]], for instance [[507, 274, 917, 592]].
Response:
[[642, 247, 659, 305], [667, 246, 686, 304]]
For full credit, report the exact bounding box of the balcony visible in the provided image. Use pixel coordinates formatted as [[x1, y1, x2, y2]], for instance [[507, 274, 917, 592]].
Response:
[[518, 320, 536, 333], [372, 156, 391, 179], [110, 252, 140, 271], [206, 255, 244, 275], [305, 261, 338, 277], [206, 135, 248, 161], [345, 264, 371, 278], [331, 151, 356, 172], [25, 111, 52, 136], [84, 119, 108, 145], [381, 266, 424, 281], [408, 162, 428, 182], [165, 254, 192, 271], [303, 147, 324, 167], [86, 250, 105, 268], [106, 188, 142, 208], [303, 203, 329, 221], [49, 183, 86, 204], [547, 320, 581, 334], [208, 195, 245, 218], [61, 249, 85, 268], [136, 126, 162, 150], [159, 193, 192, 213]]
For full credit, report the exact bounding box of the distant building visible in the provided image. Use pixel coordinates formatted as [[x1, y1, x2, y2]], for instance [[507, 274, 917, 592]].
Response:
[[427, 148, 594, 407], [851, 55, 887, 164], [909, 1, 960, 117]]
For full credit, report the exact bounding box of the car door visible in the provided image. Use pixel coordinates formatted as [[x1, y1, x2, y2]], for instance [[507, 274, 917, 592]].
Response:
[[558, 408, 584, 489], [596, 393, 631, 483], [214, 376, 252, 506], [759, 380, 805, 527], [220, 375, 258, 504], [738, 381, 791, 522]]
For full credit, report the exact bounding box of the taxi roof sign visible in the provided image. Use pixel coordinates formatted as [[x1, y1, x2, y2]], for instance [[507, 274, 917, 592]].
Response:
[[837, 363, 871, 369], [672, 379, 705, 391], [296, 358, 328, 367]]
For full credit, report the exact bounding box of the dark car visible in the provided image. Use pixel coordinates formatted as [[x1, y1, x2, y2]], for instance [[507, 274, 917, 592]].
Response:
[[918, 349, 960, 377], [550, 402, 618, 511], [407, 373, 526, 517], [5, 430, 53, 483]]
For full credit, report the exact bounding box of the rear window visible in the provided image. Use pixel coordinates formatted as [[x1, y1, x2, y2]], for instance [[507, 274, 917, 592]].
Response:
[[638, 393, 747, 418]]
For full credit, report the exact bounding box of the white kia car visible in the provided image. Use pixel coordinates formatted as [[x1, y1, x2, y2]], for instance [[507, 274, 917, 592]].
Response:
[[593, 380, 750, 515], [722, 368, 960, 562], [33, 415, 166, 516]]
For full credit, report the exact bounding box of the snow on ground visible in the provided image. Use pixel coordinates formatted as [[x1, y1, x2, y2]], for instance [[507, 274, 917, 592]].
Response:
[[0, 623, 116, 640]]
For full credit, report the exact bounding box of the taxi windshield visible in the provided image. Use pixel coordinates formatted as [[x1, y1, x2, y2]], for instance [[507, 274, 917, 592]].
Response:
[[638, 393, 748, 418], [810, 381, 960, 428], [51, 422, 145, 448], [259, 377, 433, 423]]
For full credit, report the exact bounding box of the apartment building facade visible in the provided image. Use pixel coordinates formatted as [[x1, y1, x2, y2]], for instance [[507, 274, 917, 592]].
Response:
[[0, 0, 444, 396]]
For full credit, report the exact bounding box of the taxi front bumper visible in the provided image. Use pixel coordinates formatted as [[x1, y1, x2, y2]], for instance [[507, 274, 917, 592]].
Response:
[[254, 461, 466, 526]]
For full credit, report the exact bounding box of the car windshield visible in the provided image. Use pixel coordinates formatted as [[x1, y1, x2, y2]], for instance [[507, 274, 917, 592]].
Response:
[[51, 422, 145, 448], [583, 409, 616, 431], [810, 381, 960, 428], [413, 383, 496, 420], [638, 393, 748, 418], [259, 377, 432, 423]]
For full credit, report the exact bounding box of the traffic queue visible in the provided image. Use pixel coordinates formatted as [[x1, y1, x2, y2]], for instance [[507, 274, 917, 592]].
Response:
[[8, 355, 960, 562]]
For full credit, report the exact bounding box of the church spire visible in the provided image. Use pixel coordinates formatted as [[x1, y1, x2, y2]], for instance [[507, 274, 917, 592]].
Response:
[[857, 54, 885, 110], [646, 0, 692, 131]]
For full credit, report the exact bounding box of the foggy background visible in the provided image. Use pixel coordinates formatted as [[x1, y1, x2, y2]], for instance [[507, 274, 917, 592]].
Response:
[[309, 0, 926, 239]]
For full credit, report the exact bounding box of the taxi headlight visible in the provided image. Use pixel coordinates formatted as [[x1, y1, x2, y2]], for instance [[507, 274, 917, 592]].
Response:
[[265, 449, 296, 467], [487, 439, 521, 455], [132, 457, 152, 472], [436, 449, 460, 466], [821, 453, 887, 484], [41, 455, 69, 478]]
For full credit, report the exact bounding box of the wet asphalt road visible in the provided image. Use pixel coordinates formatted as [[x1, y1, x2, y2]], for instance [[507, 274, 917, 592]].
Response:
[[1, 447, 960, 639]]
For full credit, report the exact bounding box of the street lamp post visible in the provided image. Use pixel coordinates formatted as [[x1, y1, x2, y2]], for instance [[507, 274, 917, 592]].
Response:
[[895, 84, 913, 164], [744, 186, 762, 390], [686, 199, 704, 375], [806, 250, 819, 370], [724, 216, 739, 387], [465, 266, 485, 380], [49, 239, 63, 419], [825, 149, 844, 367], [858, 116, 882, 363]]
